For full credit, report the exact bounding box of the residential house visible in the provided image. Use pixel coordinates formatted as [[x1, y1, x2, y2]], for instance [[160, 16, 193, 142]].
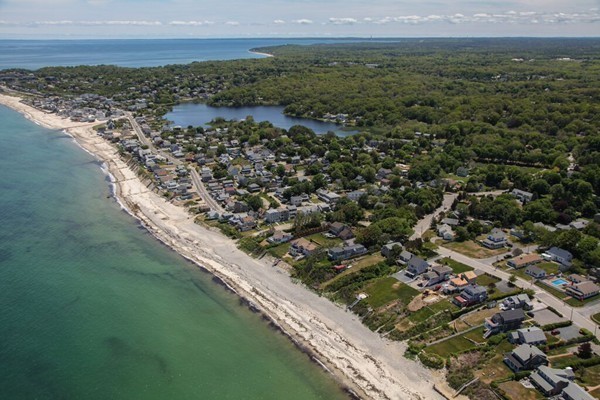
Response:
[[485, 309, 526, 335], [235, 215, 257, 232], [441, 217, 460, 227], [437, 224, 455, 241], [265, 208, 290, 224], [543, 247, 573, 267], [481, 228, 507, 249], [568, 274, 587, 284], [328, 244, 367, 261], [569, 219, 589, 230], [526, 265, 547, 279], [347, 190, 366, 202], [381, 242, 402, 258], [423, 264, 453, 287], [511, 189, 534, 202], [453, 285, 488, 307], [289, 238, 319, 257], [502, 294, 533, 310], [397, 250, 414, 265], [509, 327, 547, 346], [504, 344, 548, 372], [566, 281, 600, 300], [562, 382, 595, 400], [530, 366, 574, 396], [508, 253, 543, 269], [406, 256, 429, 278], [267, 230, 293, 244], [316, 189, 341, 204]]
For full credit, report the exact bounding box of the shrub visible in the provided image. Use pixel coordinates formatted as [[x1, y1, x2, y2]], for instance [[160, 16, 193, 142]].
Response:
[[419, 352, 445, 369]]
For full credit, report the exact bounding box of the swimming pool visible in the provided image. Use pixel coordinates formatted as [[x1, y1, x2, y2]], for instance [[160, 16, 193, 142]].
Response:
[[552, 278, 568, 286]]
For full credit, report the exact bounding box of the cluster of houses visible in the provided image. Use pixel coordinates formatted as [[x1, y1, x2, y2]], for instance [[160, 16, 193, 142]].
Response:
[[27, 94, 124, 122]]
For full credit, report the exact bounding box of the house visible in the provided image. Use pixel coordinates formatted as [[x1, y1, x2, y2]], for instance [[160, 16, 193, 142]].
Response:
[[530, 366, 574, 396], [328, 244, 367, 261], [329, 222, 347, 237], [316, 189, 341, 204], [337, 227, 355, 241], [509, 327, 547, 345], [423, 264, 453, 287], [568, 274, 587, 284], [441, 217, 460, 227], [569, 219, 589, 230], [397, 250, 414, 265], [445, 277, 469, 293], [265, 208, 290, 224], [481, 228, 507, 249], [267, 230, 293, 244], [453, 284, 488, 307], [406, 256, 429, 278], [504, 344, 548, 372], [526, 265, 547, 279], [456, 166, 469, 177], [566, 281, 600, 300], [461, 271, 478, 283], [236, 215, 257, 232], [381, 242, 402, 258], [437, 224, 455, 241], [508, 253, 542, 269], [485, 309, 526, 335], [502, 294, 533, 310], [542, 247, 573, 267], [562, 382, 595, 400], [289, 238, 319, 257], [347, 190, 366, 202], [511, 189, 534, 202]]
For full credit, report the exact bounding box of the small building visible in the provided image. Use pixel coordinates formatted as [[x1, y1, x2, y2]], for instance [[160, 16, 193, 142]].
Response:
[[566, 281, 600, 300], [542, 247, 573, 267], [526, 265, 547, 280], [504, 344, 548, 372], [406, 256, 429, 278], [453, 284, 488, 307], [381, 242, 402, 258], [511, 188, 534, 202], [265, 208, 290, 224], [267, 230, 293, 244], [397, 250, 414, 265], [437, 224, 455, 241], [485, 309, 526, 335], [502, 294, 533, 310], [328, 244, 367, 261], [530, 366, 574, 396], [289, 238, 319, 257], [508, 253, 543, 269], [423, 264, 452, 287], [568, 274, 587, 284], [509, 327, 547, 345], [481, 228, 507, 249]]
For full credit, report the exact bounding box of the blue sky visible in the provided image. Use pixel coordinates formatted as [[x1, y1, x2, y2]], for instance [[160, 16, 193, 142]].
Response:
[[0, 0, 599, 38]]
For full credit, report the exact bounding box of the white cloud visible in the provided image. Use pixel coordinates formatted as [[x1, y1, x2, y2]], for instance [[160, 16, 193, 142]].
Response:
[[292, 19, 313, 25], [328, 17, 358, 25]]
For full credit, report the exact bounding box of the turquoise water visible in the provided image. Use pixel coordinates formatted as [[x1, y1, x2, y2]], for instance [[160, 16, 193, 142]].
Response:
[[166, 103, 358, 136], [552, 279, 568, 286], [0, 105, 347, 399]]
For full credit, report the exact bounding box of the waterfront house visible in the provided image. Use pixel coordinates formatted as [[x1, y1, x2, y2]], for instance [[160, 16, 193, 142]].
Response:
[[562, 382, 595, 400], [508, 253, 542, 269], [289, 238, 319, 257], [267, 230, 293, 244], [406, 256, 429, 278], [481, 228, 507, 249], [526, 265, 547, 279], [542, 247, 573, 267], [566, 281, 600, 300], [530, 366, 574, 396], [453, 284, 488, 307], [265, 208, 290, 224], [509, 327, 547, 345], [485, 309, 526, 335], [504, 344, 548, 372]]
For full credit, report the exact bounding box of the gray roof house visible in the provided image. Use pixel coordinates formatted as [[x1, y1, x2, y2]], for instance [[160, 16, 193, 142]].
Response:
[[543, 247, 573, 267], [509, 327, 547, 345], [481, 228, 507, 249], [504, 344, 548, 372], [423, 264, 453, 287], [381, 242, 403, 258], [511, 188, 534, 202], [454, 284, 488, 307], [406, 256, 429, 278], [397, 250, 414, 265], [530, 365, 574, 396], [526, 264, 547, 279], [562, 382, 595, 400], [484, 309, 526, 336]]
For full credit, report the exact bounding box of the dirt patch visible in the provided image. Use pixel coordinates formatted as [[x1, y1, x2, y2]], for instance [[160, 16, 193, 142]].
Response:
[[408, 291, 444, 312]]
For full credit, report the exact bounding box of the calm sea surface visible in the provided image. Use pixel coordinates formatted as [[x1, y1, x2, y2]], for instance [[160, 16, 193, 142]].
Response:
[[0, 38, 363, 70], [0, 105, 347, 399]]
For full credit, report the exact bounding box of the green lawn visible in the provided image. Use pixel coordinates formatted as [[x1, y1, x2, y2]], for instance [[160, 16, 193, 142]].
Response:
[[305, 233, 342, 248], [408, 299, 456, 323], [550, 354, 582, 369], [440, 257, 474, 274], [514, 261, 559, 281], [577, 364, 600, 387], [268, 243, 290, 259], [365, 277, 419, 308], [476, 274, 501, 286], [566, 295, 600, 307], [535, 281, 568, 300], [425, 333, 478, 358], [593, 312, 600, 325]]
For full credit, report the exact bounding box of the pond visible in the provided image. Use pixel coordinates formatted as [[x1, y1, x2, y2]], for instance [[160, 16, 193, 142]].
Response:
[[165, 103, 358, 136]]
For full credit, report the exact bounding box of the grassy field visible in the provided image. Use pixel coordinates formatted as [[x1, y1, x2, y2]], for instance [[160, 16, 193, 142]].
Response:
[[439, 257, 474, 273], [365, 277, 419, 308], [455, 307, 498, 332], [305, 233, 342, 248], [408, 299, 456, 323], [577, 364, 600, 388], [566, 294, 600, 307], [320, 253, 385, 289], [476, 274, 501, 286], [535, 281, 569, 301], [443, 240, 507, 259], [425, 332, 479, 358], [268, 242, 291, 259], [498, 381, 544, 400], [593, 312, 600, 325]]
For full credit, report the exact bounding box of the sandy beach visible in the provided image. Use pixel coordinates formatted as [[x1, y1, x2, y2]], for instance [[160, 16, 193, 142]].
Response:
[[0, 92, 444, 400], [249, 50, 275, 58]]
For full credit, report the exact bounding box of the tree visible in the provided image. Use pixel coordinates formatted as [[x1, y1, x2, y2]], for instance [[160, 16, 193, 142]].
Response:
[[577, 342, 592, 359], [508, 274, 517, 287], [246, 195, 263, 212]]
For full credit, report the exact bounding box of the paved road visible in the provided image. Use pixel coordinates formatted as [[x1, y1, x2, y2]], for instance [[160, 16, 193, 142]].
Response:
[[410, 193, 458, 240], [127, 114, 225, 213], [436, 245, 600, 338]]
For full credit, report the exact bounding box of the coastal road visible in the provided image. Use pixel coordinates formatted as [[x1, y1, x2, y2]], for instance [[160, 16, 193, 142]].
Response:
[[126, 113, 225, 213], [436, 245, 600, 338], [410, 193, 458, 240]]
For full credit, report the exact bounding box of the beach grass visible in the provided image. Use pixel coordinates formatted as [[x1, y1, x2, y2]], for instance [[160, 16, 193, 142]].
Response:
[[365, 278, 419, 308]]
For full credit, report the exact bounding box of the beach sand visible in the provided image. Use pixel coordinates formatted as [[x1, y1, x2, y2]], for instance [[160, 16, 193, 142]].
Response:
[[0, 92, 445, 400]]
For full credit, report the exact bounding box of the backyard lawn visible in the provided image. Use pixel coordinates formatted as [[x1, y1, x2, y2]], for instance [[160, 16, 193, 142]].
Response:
[[566, 294, 600, 307], [593, 312, 600, 325], [267, 242, 291, 259], [498, 381, 544, 400], [443, 240, 507, 259], [365, 277, 419, 308], [475, 274, 501, 286], [320, 253, 385, 289], [535, 281, 569, 301], [577, 364, 600, 388], [305, 233, 342, 248], [439, 257, 474, 274], [408, 299, 456, 323], [425, 332, 478, 358], [454, 307, 498, 332]]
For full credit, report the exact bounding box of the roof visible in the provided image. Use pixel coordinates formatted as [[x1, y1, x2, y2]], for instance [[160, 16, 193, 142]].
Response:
[[450, 277, 469, 287], [518, 327, 546, 344], [499, 308, 525, 323], [462, 271, 477, 280], [571, 281, 600, 295], [562, 382, 595, 400], [547, 246, 573, 260], [513, 344, 546, 363], [530, 370, 555, 393], [464, 284, 487, 296], [526, 265, 545, 275], [509, 253, 543, 267], [432, 264, 452, 275], [408, 256, 429, 270]]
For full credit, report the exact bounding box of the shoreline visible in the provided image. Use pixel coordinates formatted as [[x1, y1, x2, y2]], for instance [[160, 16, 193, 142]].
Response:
[[249, 50, 274, 58], [0, 92, 444, 400]]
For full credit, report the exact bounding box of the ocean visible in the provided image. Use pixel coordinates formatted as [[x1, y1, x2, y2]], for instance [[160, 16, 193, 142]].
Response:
[[0, 38, 363, 70], [0, 105, 347, 399]]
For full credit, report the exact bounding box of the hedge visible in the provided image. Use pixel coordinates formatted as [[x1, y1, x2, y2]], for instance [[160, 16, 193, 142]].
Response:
[[418, 352, 445, 369], [541, 320, 572, 331]]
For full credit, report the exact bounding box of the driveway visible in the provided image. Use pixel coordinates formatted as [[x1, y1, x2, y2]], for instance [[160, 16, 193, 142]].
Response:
[[531, 309, 566, 326]]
